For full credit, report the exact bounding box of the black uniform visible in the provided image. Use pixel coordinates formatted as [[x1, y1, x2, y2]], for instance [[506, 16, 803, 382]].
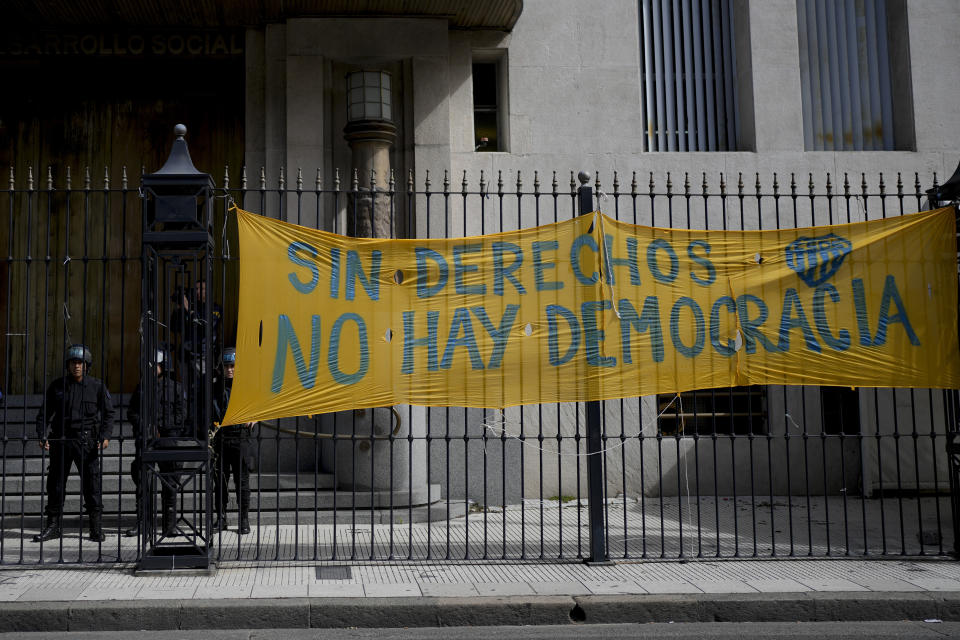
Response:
[[212, 377, 255, 527], [170, 295, 221, 435], [35, 375, 115, 521], [127, 374, 186, 536]]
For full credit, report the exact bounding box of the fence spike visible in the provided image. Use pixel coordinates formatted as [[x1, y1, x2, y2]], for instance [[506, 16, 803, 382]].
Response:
[[241, 165, 248, 190], [878, 172, 885, 196], [259, 167, 266, 190], [516, 170, 522, 192], [826, 173, 833, 196], [369, 168, 376, 192], [424, 169, 431, 193], [335, 168, 342, 192], [612, 170, 619, 195], [702, 172, 708, 196], [754, 172, 761, 196], [497, 169, 503, 196], [480, 169, 487, 194], [666, 171, 672, 196], [843, 172, 850, 197], [720, 172, 726, 197], [66, 166, 72, 190], [28, 166, 34, 191], [103, 166, 109, 190], [462, 170, 469, 195], [569, 170, 575, 195], [649, 171, 655, 195], [551, 170, 558, 195], [279, 166, 285, 190], [860, 172, 867, 196], [896, 172, 903, 197], [914, 172, 921, 198], [683, 172, 690, 196], [47, 165, 53, 191], [223, 165, 230, 190], [772, 172, 779, 197], [388, 169, 395, 193], [443, 169, 450, 193], [122, 166, 128, 191], [631, 170, 638, 196], [808, 173, 814, 195], [790, 172, 796, 197], [316, 168, 322, 191], [406, 169, 413, 194], [533, 170, 540, 195], [351, 168, 358, 192], [7, 166, 12, 191], [737, 172, 744, 197], [297, 167, 303, 191], [594, 171, 601, 194]]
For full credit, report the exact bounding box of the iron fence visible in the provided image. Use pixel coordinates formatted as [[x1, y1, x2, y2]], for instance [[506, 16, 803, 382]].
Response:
[[1, 163, 958, 565]]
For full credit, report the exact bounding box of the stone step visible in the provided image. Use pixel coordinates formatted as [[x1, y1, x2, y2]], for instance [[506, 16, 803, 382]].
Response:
[[1, 484, 445, 513], [0, 472, 336, 495], [7, 498, 467, 529]]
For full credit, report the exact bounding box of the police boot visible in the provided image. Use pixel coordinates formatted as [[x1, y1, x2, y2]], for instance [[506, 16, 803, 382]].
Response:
[[33, 517, 61, 542], [88, 514, 106, 543], [212, 513, 228, 532], [124, 496, 142, 537], [161, 505, 178, 537], [239, 498, 250, 535]]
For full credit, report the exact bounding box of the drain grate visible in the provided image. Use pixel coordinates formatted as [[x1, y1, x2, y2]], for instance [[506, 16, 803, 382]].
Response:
[[315, 566, 352, 580]]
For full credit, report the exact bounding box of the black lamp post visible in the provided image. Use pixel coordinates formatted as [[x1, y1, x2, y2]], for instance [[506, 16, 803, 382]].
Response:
[[138, 124, 215, 572]]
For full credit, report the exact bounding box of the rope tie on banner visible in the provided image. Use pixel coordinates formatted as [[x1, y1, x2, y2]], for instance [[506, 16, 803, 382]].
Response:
[[480, 393, 680, 457]]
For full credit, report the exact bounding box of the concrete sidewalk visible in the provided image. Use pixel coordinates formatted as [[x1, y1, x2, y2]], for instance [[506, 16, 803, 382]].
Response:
[[3, 557, 960, 631]]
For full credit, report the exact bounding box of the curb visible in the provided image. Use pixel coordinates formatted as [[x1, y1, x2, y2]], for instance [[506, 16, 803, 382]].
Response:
[[1, 592, 958, 632]]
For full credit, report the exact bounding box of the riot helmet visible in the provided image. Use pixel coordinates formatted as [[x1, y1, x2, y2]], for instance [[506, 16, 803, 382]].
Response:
[[151, 345, 170, 373], [64, 344, 93, 370], [222, 347, 236, 366]]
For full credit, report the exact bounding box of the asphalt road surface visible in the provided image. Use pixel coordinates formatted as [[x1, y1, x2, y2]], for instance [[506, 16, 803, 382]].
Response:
[[3, 621, 960, 639]]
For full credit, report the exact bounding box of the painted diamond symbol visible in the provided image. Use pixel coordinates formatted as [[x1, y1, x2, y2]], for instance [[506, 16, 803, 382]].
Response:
[[785, 234, 852, 287]]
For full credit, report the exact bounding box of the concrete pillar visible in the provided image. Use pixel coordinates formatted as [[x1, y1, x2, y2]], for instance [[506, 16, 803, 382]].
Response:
[[343, 120, 397, 238]]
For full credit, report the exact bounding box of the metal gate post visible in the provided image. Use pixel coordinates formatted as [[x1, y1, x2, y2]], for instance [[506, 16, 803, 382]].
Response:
[[138, 124, 215, 572], [578, 171, 610, 564], [927, 164, 960, 557]]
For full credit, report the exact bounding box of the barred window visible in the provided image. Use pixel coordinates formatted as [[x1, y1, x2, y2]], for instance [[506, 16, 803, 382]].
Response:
[[796, 0, 911, 150], [657, 386, 767, 436], [638, 0, 741, 152]]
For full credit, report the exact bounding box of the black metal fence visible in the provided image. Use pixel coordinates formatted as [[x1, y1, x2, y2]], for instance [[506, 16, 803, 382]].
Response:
[[1, 163, 958, 565]]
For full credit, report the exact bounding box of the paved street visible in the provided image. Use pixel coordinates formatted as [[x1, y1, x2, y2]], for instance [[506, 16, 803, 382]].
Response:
[[3, 622, 960, 639]]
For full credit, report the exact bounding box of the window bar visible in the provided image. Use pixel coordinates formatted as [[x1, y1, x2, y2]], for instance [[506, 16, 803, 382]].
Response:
[[652, 0, 667, 151], [671, 0, 685, 151], [641, 0, 657, 151], [692, 0, 707, 151]]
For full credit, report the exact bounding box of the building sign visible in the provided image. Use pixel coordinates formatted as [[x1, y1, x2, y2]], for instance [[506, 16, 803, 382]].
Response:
[[0, 32, 243, 57], [221, 206, 960, 425]]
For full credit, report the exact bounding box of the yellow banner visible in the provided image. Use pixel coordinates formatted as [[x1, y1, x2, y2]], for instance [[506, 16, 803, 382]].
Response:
[[222, 206, 960, 425]]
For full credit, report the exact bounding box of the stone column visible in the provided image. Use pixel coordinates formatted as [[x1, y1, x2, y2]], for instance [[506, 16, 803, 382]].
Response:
[[343, 120, 396, 238]]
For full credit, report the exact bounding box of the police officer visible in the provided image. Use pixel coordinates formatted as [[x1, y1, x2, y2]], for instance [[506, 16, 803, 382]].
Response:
[[125, 347, 186, 538], [170, 278, 222, 436], [33, 344, 115, 543], [212, 348, 256, 534]]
